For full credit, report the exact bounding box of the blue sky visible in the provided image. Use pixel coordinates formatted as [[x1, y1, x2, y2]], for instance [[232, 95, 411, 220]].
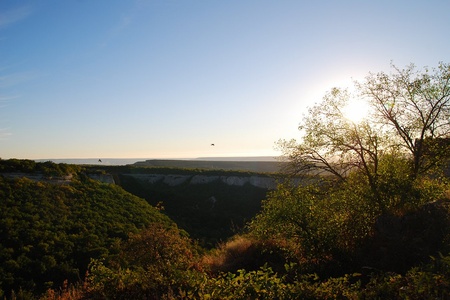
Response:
[[1, 0, 449, 159]]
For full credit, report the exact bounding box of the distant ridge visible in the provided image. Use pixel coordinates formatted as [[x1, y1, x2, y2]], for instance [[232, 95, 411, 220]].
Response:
[[194, 156, 278, 162], [35, 158, 146, 165], [133, 158, 284, 173]]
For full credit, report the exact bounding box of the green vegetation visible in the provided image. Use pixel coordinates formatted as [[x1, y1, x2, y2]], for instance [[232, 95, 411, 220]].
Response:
[[248, 174, 450, 275], [0, 159, 177, 298], [0, 159, 81, 177], [2, 63, 450, 299], [88, 163, 278, 176]]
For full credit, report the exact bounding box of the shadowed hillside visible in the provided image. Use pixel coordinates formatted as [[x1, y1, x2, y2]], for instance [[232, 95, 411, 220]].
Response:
[[88, 164, 283, 248]]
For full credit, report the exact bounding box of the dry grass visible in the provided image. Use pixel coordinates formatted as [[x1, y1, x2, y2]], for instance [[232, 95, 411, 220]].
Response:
[[202, 235, 255, 273], [201, 235, 297, 275], [40, 280, 86, 300]]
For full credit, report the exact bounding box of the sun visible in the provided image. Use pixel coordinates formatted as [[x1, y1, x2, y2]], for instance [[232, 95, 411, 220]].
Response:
[[341, 99, 370, 124]]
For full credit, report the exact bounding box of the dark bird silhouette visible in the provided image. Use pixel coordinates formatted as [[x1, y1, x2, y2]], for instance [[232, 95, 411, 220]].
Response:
[[211, 143, 215, 146], [98, 159, 102, 163]]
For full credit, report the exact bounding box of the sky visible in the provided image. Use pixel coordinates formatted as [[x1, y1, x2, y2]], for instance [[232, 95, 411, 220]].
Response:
[[1, 0, 450, 160]]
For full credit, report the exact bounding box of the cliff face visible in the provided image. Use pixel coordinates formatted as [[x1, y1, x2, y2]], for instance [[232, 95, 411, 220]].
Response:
[[116, 171, 273, 246], [121, 173, 278, 189]]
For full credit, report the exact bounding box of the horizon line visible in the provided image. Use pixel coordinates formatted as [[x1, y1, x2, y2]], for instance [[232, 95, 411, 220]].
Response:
[[30, 155, 281, 160]]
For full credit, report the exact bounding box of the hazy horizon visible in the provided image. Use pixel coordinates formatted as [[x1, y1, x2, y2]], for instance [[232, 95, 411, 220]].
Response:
[[31, 155, 280, 166]]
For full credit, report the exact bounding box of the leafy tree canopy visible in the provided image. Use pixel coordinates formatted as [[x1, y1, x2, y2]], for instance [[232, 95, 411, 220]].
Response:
[[278, 62, 450, 209]]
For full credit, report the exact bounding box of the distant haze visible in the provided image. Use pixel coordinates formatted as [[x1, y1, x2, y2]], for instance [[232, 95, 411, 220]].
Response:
[[35, 156, 280, 166], [195, 156, 278, 162]]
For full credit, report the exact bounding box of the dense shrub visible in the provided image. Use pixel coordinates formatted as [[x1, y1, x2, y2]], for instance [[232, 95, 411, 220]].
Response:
[[202, 235, 299, 275], [85, 223, 202, 299], [248, 169, 450, 276]]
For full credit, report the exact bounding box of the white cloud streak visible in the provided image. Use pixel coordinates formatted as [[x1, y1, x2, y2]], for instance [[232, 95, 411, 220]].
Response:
[[0, 6, 32, 30], [0, 71, 38, 89]]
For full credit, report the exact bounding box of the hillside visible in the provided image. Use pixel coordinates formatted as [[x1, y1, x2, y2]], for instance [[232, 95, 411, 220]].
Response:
[[0, 159, 178, 297]]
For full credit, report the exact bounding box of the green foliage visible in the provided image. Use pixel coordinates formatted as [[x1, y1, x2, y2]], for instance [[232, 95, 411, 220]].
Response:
[[0, 159, 81, 177], [85, 223, 202, 299], [249, 183, 333, 260], [0, 159, 37, 173], [0, 161, 176, 297], [90, 164, 277, 177], [86, 258, 364, 300], [248, 179, 378, 274], [358, 254, 450, 299], [47, 254, 450, 299], [184, 265, 294, 299], [248, 167, 450, 276], [177, 264, 364, 299]]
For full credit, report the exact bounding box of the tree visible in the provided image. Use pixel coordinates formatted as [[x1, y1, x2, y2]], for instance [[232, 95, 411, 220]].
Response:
[[361, 62, 450, 179], [248, 63, 450, 273], [280, 87, 384, 186], [279, 63, 450, 203]]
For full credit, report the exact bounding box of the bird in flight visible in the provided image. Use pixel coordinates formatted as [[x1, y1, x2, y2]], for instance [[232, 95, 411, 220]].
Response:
[[211, 143, 215, 146]]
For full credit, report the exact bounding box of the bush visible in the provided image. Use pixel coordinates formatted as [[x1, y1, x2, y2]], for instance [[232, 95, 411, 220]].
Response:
[[85, 223, 201, 299], [202, 235, 298, 275], [247, 180, 378, 276]]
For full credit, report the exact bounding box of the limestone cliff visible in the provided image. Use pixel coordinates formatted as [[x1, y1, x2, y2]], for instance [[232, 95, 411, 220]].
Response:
[[122, 173, 278, 189]]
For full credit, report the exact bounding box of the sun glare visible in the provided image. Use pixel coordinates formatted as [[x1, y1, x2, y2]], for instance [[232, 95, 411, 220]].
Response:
[[342, 100, 370, 124]]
